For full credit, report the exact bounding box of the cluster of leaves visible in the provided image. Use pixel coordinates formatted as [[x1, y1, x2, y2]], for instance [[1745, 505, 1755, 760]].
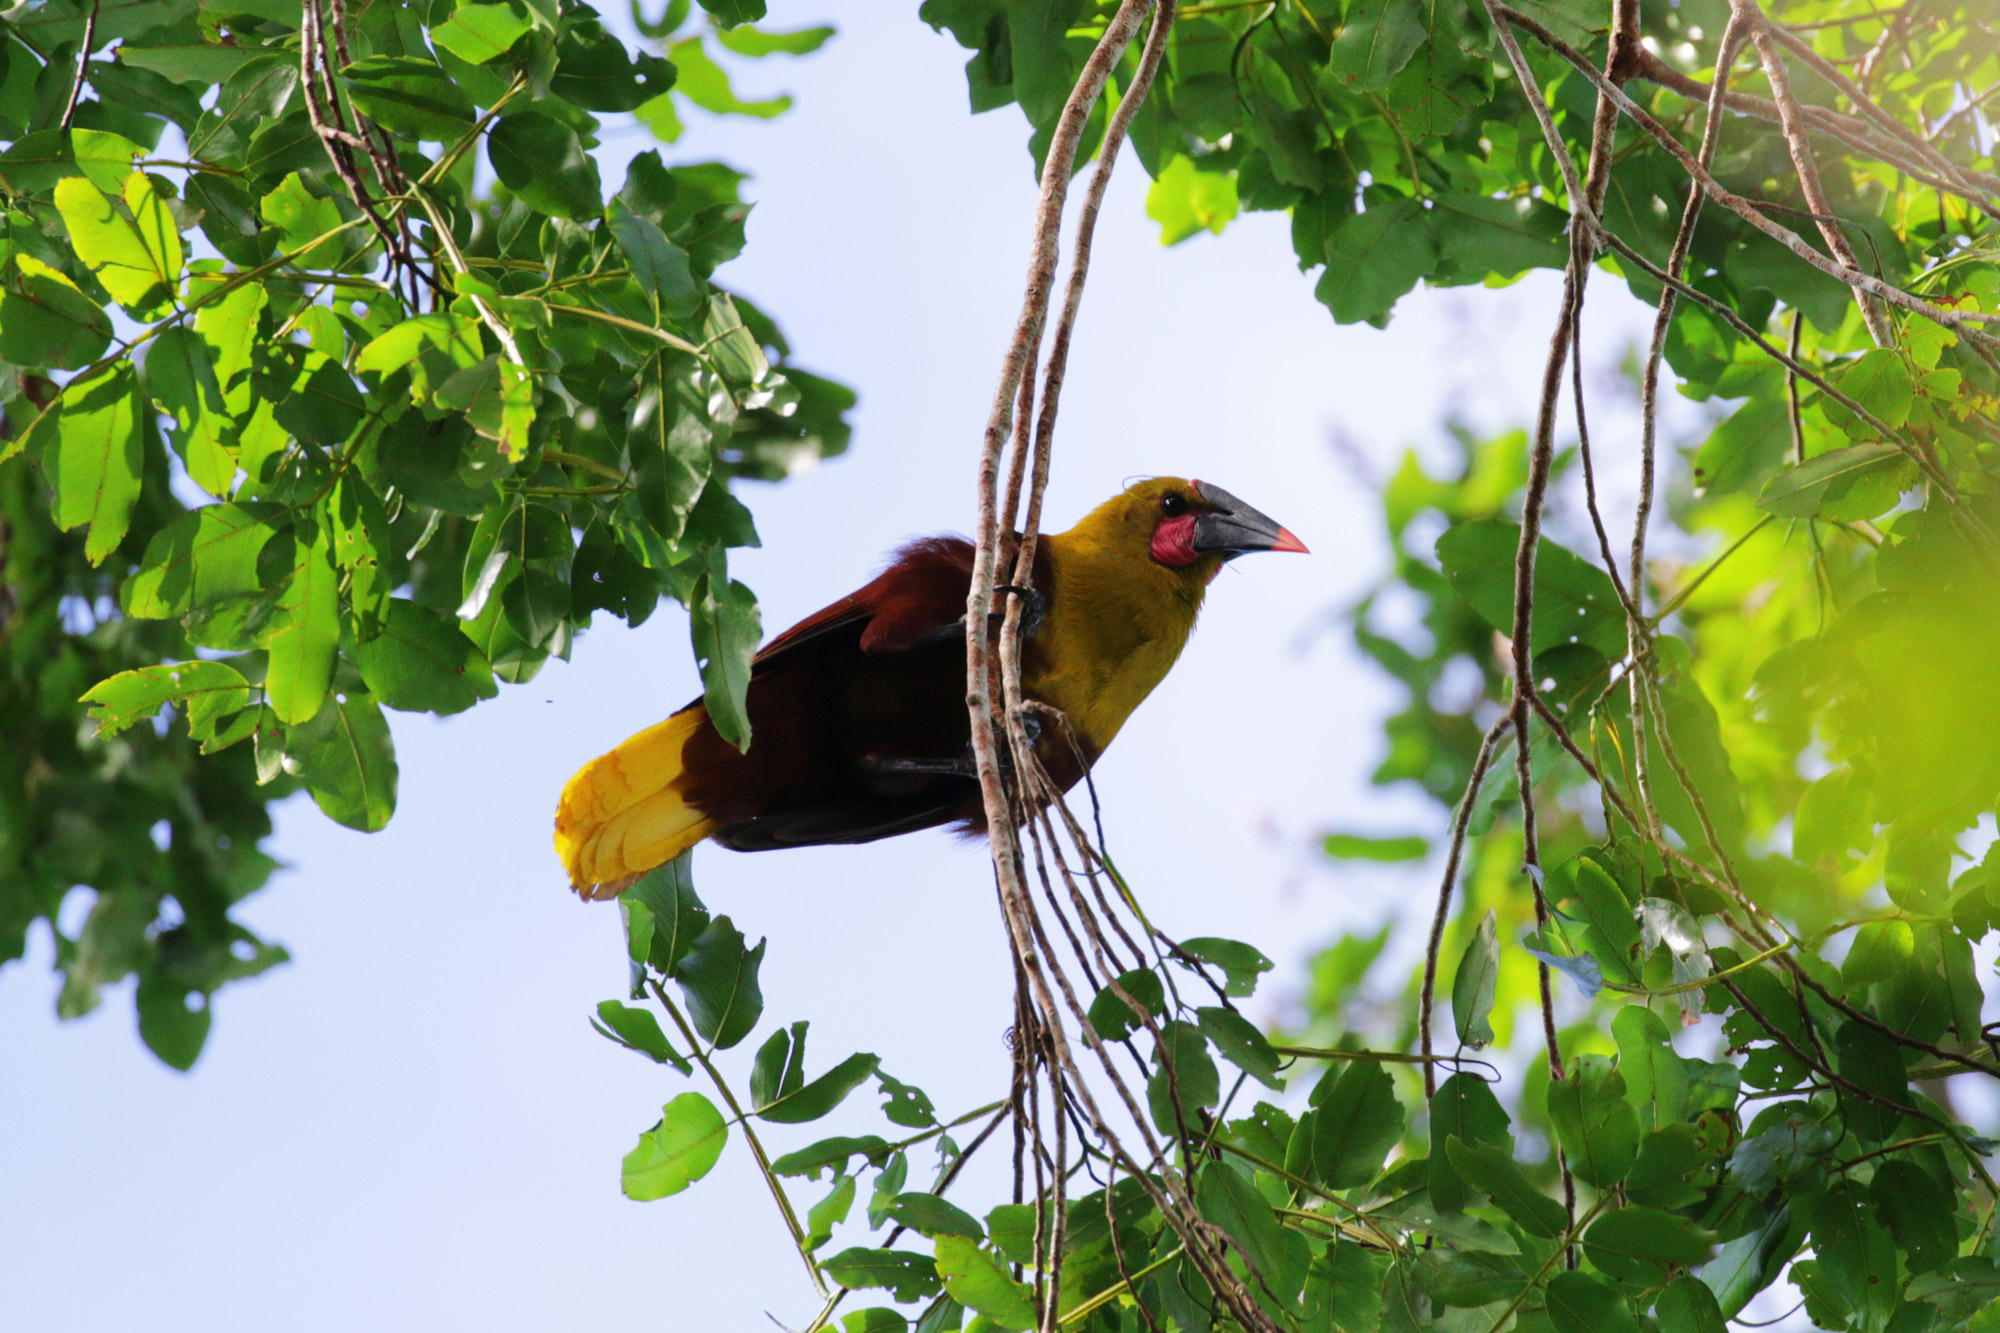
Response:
[[0, 0, 851, 1064]]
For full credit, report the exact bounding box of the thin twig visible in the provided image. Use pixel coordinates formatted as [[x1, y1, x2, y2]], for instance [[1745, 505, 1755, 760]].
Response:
[[1419, 715, 1514, 1099], [57, 0, 99, 132]]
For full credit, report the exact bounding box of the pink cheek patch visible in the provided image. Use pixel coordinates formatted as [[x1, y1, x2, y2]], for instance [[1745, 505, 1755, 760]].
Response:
[[1150, 514, 1200, 566]]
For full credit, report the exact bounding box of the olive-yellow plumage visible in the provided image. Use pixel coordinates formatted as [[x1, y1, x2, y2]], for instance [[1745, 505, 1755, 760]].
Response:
[[554, 477, 1305, 899]]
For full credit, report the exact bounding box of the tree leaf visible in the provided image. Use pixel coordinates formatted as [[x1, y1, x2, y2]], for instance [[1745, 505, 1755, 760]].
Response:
[[1545, 1269, 1640, 1333], [1451, 909, 1498, 1049], [1177, 937, 1273, 997], [1428, 1070, 1512, 1214], [148, 326, 237, 497], [343, 55, 476, 141], [1612, 1004, 1690, 1131], [607, 198, 702, 320], [622, 1091, 728, 1200], [488, 113, 602, 220], [1317, 195, 1436, 325], [884, 1193, 984, 1240], [80, 660, 252, 746], [288, 687, 399, 831], [1870, 1159, 1956, 1276], [1145, 153, 1239, 245], [431, 3, 534, 64], [1146, 1020, 1220, 1135], [262, 524, 340, 725], [761, 1051, 880, 1124], [626, 853, 711, 976], [121, 503, 275, 618], [592, 999, 690, 1073], [1813, 1180, 1899, 1331], [1757, 442, 1903, 518], [933, 1235, 1036, 1330], [1087, 968, 1164, 1041], [1654, 1275, 1727, 1333], [1306, 1056, 1404, 1189], [42, 360, 142, 564], [1446, 1136, 1567, 1237], [1196, 1005, 1284, 1090], [0, 255, 112, 370], [1322, 832, 1429, 861], [54, 174, 178, 317], [690, 570, 761, 752], [822, 1248, 941, 1304], [1546, 1054, 1640, 1188], [1582, 1205, 1716, 1285], [1328, 0, 1428, 92], [673, 915, 765, 1049], [350, 599, 499, 715]]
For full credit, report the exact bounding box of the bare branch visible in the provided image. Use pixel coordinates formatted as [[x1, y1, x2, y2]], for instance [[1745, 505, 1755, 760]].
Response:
[[57, 0, 99, 133], [1419, 715, 1514, 1099]]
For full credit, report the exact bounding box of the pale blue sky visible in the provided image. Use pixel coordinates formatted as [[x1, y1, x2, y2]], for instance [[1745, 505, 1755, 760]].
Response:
[[4, 7, 1695, 1330]]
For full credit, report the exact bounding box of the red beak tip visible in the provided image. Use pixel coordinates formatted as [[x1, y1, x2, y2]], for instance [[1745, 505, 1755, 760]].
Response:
[[1274, 527, 1310, 554]]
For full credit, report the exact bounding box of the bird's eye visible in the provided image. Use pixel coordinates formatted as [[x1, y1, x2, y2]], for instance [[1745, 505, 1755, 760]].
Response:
[[1160, 492, 1187, 517]]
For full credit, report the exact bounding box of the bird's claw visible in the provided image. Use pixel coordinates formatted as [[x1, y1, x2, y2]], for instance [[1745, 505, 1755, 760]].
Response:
[[995, 584, 1046, 638]]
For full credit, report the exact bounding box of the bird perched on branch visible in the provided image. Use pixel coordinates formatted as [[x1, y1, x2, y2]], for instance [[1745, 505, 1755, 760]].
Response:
[[555, 478, 1307, 899]]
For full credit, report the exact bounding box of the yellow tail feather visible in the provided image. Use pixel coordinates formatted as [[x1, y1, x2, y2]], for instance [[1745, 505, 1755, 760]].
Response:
[[554, 707, 721, 900]]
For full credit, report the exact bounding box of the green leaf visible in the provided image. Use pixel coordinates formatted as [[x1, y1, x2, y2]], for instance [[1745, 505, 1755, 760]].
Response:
[[70, 128, 146, 193], [761, 1051, 881, 1124], [350, 600, 499, 715], [670, 36, 791, 117], [884, 1193, 984, 1240], [1086, 968, 1163, 1041], [1583, 1205, 1716, 1286], [622, 1091, 728, 1200], [1145, 154, 1239, 246], [43, 360, 142, 564], [1433, 193, 1568, 281], [136, 968, 211, 1070], [607, 198, 702, 321], [288, 687, 399, 831], [1306, 1056, 1404, 1189], [116, 44, 268, 85], [1196, 1005, 1284, 1090], [714, 23, 834, 56], [1146, 1020, 1220, 1134], [822, 1248, 942, 1304], [1611, 1005, 1689, 1131], [673, 916, 765, 1049], [1546, 1054, 1640, 1189], [1436, 519, 1626, 662], [488, 113, 602, 220], [1322, 832, 1428, 861], [0, 254, 112, 370], [121, 503, 274, 618], [1757, 442, 1903, 519], [703, 293, 769, 383], [1814, 1180, 1899, 1332], [147, 326, 236, 497], [1545, 1269, 1640, 1333], [1870, 1160, 1956, 1276], [1569, 856, 1640, 985], [54, 173, 180, 317], [1328, 0, 1428, 91], [773, 1136, 892, 1181], [1654, 1275, 1727, 1333], [344, 56, 476, 141], [626, 853, 710, 975], [1316, 197, 1437, 325], [262, 525, 340, 726], [1197, 1164, 1298, 1296], [696, 0, 767, 28], [1446, 1136, 1567, 1237], [258, 172, 348, 267], [933, 1235, 1035, 1330], [1428, 1070, 1512, 1214], [690, 571, 761, 752], [1451, 909, 1499, 1049], [592, 999, 689, 1072], [1823, 348, 1915, 440], [80, 660, 252, 748], [431, 3, 535, 64], [1178, 937, 1273, 997]]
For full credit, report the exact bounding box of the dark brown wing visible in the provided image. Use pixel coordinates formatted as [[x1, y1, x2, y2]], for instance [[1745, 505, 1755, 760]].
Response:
[[678, 537, 992, 849]]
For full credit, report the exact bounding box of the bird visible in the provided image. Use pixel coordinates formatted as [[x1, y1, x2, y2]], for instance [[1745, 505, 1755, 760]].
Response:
[[554, 477, 1308, 900]]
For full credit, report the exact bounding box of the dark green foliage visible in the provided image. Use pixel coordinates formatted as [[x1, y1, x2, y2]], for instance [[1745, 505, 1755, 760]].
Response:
[[0, 0, 850, 1063]]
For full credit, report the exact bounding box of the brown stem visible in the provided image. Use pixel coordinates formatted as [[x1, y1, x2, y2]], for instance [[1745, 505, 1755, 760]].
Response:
[[1420, 715, 1515, 1098], [1740, 2, 1895, 347], [57, 0, 99, 132]]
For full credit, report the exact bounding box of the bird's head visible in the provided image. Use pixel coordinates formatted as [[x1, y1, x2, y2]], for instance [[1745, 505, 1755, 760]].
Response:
[[1081, 477, 1309, 577]]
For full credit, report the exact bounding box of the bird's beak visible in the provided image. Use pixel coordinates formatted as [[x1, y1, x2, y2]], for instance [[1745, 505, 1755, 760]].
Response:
[[1190, 480, 1310, 558]]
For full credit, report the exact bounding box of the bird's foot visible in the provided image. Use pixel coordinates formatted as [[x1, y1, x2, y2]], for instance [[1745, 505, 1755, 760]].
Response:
[[995, 584, 1046, 638]]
